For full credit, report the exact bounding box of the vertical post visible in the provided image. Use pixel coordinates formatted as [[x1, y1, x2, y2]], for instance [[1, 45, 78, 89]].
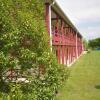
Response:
[[57, 46, 60, 64], [76, 33, 78, 58], [61, 20, 65, 64], [65, 47, 67, 65], [67, 47, 69, 65], [68, 47, 70, 64], [49, 4, 52, 51], [71, 46, 73, 63], [66, 47, 68, 65], [62, 45, 64, 64], [73, 46, 75, 60], [70, 47, 72, 63], [61, 19, 64, 34], [45, 3, 50, 34], [72, 46, 74, 62], [55, 15, 59, 33], [45, 3, 52, 51]]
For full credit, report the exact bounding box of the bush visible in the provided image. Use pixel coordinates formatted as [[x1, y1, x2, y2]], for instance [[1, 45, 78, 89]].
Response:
[[0, 0, 69, 99]]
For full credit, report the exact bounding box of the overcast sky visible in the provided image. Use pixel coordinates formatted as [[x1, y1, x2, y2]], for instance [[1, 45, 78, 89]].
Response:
[[57, 0, 100, 40]]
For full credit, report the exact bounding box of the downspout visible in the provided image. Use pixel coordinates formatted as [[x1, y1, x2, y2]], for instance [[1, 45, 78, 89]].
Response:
[[49, 0, 56, 51]]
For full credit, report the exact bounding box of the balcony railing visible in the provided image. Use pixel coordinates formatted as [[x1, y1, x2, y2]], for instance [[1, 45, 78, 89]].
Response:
[[52, 31, 76, 46]]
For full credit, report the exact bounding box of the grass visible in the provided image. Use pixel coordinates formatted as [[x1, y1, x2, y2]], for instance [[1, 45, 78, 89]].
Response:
[[55, 51, 100, 100]]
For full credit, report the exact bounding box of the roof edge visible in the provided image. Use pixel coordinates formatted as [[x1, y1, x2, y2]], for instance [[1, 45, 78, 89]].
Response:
[[45, 0, 83, 37]]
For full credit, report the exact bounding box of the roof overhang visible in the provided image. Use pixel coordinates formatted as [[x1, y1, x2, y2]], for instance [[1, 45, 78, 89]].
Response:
[[45, 0, 82, 38]]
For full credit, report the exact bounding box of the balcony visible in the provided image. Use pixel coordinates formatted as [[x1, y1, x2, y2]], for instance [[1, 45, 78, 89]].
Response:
[[52, 31, 76, 46]]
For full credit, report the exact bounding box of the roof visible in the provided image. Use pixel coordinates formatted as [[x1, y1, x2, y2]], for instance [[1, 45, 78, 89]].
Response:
[[45, 0, 82, 37]]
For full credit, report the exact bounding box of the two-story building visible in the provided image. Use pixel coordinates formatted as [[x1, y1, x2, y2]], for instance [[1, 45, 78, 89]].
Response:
[[45, 0, 84, 66]]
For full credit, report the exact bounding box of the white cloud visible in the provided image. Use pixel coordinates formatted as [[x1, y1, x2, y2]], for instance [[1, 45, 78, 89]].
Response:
[[57, 0, 100, 40], [78, 26, 100, 40]]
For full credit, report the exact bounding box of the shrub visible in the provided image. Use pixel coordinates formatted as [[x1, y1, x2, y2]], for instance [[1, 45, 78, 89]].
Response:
[[0, 0, 69, 99]]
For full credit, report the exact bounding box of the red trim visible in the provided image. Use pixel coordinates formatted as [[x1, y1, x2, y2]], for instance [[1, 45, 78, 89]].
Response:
[[45, 3, 50, 34], [44, 5, 83, 65]]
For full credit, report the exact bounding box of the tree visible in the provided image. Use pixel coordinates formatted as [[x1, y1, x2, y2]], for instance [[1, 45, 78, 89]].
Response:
[[0, 0, 47, 81], [88, 38, 100, 49]]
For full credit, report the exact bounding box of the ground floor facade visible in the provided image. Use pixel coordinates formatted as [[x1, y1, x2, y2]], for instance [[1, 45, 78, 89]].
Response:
[[45, 0, 84, 66]]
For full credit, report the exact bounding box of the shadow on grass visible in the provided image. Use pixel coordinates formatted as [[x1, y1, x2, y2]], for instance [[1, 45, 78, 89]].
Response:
[[95, 85, 100, 89]]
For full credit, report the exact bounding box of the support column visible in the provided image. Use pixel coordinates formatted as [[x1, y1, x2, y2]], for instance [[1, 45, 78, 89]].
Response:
[[65, 47, 67, 65], [70, 46, 72, 63], [57, 46, 60, 64], [62, 45, 64, 64], [45, 3, 50, 34], [71, 46, 73, 63], [55, 15, 59, 33], [61, 19, 65, 64], [72, 46, 74, 62], [45, 3, 52, 51], [78, 46, 79, 57], [76, 33, 78, 58], [74, 46, 76, 60], [67, 46, 70, 65], [69, 47, 71, 64], [66, 47, 68, 65], [64, 46, 67, 65], [73, 46, 75, 61]]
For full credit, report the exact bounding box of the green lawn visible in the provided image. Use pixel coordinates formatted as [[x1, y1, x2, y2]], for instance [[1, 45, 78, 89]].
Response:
[[55, 51, 100, 100]]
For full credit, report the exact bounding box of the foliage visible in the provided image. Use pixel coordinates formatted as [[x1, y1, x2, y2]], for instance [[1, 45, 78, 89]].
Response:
[[83, 39, 88, 50], [0, 0, 69, 99], [88, 38, 100, 49]]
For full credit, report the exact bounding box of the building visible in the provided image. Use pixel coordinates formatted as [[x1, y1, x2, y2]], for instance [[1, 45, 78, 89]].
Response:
[[45, 0, 84, 66]]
